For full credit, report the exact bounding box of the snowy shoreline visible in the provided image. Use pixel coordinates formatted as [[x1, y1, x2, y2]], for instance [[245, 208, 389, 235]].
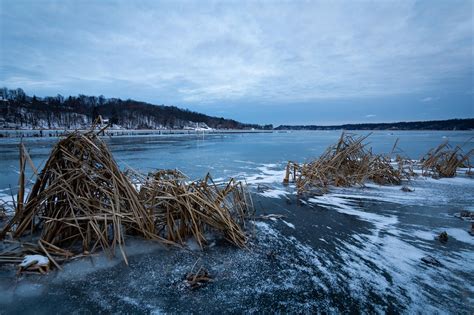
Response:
[[0, 128, 274, 138]]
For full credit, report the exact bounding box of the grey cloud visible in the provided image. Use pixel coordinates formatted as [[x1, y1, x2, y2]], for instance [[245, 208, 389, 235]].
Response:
[[0, 0, 472, 123]]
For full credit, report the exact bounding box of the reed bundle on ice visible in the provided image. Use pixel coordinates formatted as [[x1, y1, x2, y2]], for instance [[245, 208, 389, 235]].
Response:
[[0, 130, 253, 267], [139, 170, 253, 248], [0, 131, 165, 264], [284, 133, 408, 194], [420, 140, 473, 178]]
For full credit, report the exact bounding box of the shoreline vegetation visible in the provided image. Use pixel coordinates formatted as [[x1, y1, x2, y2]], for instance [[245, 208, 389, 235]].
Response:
[[0, 126, 472, 276], [275, 118, 474, 131], [0, 88, 472, 137], [0, 87, 273, 131], [1, 120, 473, 139], [0, 128, 274, 138]]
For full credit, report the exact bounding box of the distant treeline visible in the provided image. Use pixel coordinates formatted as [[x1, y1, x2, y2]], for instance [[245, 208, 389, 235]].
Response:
[[275, 119, 474, 131], [0, 88, 273, 130]]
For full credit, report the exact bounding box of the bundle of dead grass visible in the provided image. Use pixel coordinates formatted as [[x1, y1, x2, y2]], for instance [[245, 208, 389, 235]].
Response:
[[420, 140, 473, 178], [0, 131, 168, 265], [284, 133, 406, 194], [139, 170, 253, 248]]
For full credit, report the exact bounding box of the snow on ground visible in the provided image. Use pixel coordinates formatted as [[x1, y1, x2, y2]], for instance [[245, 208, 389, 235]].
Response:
[[245, 163, 286, 185], [20, 255, 49, 267], [259, 189, 289, 199], [281, 220, 295, 229], [243, 161, 474, 312], [1, 159, 472, 313], [308, 194, 399, 229]]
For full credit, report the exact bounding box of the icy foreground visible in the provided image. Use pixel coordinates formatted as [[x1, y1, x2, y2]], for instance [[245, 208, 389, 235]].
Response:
[[1, 161, 473, 313], [1, 130, 473, 313]]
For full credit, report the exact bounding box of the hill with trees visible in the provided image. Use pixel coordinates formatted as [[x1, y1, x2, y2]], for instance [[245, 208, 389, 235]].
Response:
[[0, 88, 273, 130]]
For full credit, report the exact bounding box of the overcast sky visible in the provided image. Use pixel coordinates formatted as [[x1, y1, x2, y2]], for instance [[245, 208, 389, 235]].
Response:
[[0, 0, 472, 125]]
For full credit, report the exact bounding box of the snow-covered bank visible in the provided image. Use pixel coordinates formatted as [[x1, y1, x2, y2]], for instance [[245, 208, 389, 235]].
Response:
[[0, 128, 273, 138]]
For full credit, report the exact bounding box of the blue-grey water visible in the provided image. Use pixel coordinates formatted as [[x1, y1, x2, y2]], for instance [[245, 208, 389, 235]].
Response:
[[0, 130, 473, 313]]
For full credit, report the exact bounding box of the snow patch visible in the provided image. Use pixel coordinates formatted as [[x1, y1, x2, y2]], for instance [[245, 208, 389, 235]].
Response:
[[20, 255, 49, 267], [259, 188, 289, 199], [246, 163, 286, 184], [282, 220, 295, 229], [308, 194, 398, 229]]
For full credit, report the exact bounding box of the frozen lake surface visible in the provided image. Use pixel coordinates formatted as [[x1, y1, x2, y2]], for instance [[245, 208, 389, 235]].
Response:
[[0, 130, 473, 313]]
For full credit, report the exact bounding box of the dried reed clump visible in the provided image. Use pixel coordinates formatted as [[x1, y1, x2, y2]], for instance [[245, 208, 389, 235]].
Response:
[[284, 133, 406, 194], [1, 131, 254, 268], [420, 140, 473, 178], [0, 131, 167, 265], [139, 170, 253, 248], [395, 155, 416, 179]]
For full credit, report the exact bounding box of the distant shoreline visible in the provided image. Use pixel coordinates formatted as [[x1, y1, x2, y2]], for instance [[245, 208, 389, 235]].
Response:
[[1, 127, 473, 139], [275, 118, 474, 131], [0, 128, 274, 138]]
